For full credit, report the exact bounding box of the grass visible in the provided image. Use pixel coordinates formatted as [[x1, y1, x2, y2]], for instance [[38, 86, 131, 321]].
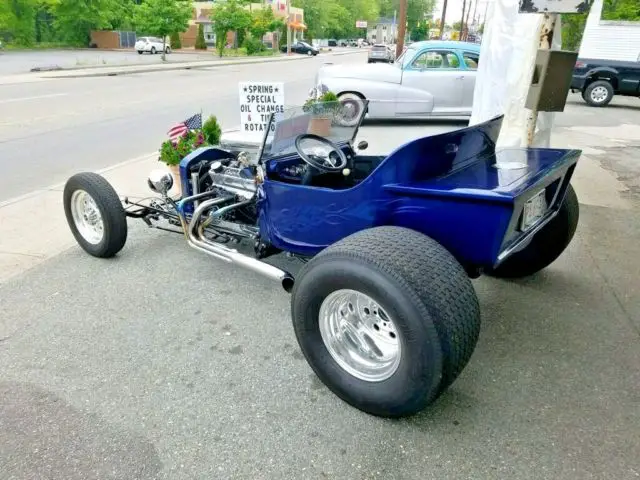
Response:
[[3, 41, 82, 51], [213, 47, 278, 58]]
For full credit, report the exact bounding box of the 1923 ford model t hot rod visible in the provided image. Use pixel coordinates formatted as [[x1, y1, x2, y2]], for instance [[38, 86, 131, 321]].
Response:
[[63, 100, 580, 418]]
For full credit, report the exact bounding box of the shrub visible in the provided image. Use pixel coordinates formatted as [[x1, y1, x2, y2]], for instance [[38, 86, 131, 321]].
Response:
[[170, 31, 182, 49], [195, 23, 207, 50], [202, 115, 222, 145], [242, 36, 264, 55]]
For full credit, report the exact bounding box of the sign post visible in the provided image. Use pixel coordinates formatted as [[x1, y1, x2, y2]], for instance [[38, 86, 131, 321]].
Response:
[[238, 81, 285, 138]]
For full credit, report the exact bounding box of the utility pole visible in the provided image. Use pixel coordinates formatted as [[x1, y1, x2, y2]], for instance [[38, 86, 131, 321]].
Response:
[[464, 0, 473, 39], [438, 0, 448, 39], [396, 0, 407, 58], [286, 0, 291, 55], [459, 0, 467, 40]]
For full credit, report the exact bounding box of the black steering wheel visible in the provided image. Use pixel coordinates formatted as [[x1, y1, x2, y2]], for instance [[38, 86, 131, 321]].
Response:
[[294, 134, 348, 173]]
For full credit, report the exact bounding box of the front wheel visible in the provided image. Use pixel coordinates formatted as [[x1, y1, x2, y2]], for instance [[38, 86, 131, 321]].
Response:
[[291, 226, 481, 418], [63, 172, 128, 258], [151, 46, 156, 54], [488, 184, 579, 278]]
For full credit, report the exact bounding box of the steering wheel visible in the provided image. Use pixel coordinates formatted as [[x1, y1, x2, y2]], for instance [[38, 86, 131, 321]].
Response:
[[294, 134, 348, 173]]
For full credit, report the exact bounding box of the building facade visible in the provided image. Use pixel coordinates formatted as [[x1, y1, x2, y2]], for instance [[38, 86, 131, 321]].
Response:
[[180, 0, 305, 49], [366, 18, 397, 44]]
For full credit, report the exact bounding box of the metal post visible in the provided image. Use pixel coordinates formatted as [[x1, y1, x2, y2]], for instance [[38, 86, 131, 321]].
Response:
[[524, 13, 558, 146]]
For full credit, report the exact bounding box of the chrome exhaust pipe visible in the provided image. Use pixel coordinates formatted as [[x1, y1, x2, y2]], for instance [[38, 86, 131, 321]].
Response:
[[185, 197, 295, 292]]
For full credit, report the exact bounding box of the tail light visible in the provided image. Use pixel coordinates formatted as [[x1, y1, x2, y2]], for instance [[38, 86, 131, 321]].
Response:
[[575, 60, 586, 68]]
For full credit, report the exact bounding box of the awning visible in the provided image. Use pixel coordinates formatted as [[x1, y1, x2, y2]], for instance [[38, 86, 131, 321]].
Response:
[[288, 21, 307, 30]]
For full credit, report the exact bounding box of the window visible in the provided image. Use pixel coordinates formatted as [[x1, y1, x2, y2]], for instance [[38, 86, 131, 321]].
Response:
[[463, 52, 479, 70], [411, 50, 461, 69]]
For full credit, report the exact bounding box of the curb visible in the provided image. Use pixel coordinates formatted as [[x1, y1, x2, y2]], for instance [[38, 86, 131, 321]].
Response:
[[35, 51, 364, 79]]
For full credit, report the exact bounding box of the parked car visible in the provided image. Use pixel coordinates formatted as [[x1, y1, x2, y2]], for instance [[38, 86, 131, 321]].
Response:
[[570, 57, 640, 107], [135, 36, 170, 55], [328, 39, 338, 47], [313, 40, 481, 122], [281, 41, 319, 56], [368, 44, 395, 63]]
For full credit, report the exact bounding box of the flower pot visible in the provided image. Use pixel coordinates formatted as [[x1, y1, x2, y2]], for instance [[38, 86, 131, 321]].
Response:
[[308, 116, 332, 136], [168, 164, 183, 197]]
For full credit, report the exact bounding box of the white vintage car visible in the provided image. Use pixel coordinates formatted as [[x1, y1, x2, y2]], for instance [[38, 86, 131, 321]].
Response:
[[313, 40, 481, 125]]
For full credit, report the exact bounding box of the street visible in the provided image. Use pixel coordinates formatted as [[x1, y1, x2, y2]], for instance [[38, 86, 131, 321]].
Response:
[[1, 51, 639, 480]]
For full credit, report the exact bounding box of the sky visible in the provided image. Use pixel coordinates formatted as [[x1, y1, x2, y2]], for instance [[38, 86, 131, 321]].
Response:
[[431, 0, 492, 25]]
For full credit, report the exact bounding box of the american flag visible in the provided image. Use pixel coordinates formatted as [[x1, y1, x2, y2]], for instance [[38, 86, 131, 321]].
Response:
[[167, 113, 203, 141]]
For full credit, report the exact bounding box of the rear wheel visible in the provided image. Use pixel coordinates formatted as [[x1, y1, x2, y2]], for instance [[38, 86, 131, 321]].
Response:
[[291, 226, 481, 418], [63, 172, 128, 258], [336, 92, 366, 127], [151, 46, 156, 54], [137, 50, 143, 54], [488, 184, 579, 278], [583, 80, 614, 107]]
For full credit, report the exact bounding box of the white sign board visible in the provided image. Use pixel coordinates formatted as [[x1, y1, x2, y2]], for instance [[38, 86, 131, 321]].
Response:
[[518, 0, 592, 13], [239, 82, 285, 137], [355, 20, 368, 28]]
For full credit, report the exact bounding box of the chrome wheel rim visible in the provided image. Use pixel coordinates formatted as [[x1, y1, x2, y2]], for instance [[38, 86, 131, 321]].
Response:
[[70, 190, 104, 244], [590, 86, 608, 103], [319, 289, 401, 382]]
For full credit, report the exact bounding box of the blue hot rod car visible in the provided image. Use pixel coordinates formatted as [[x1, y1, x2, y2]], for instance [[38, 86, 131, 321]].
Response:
[[63, 100, 580, 418]]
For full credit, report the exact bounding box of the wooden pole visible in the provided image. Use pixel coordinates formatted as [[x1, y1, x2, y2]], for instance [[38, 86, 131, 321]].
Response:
[[525, 13, 558, 146], [459, 0, 467, 40], [464, 0, 473, 39], [395, 0, 408, 58], [438, 0, 448, 39], [286, 0, 291, 55]]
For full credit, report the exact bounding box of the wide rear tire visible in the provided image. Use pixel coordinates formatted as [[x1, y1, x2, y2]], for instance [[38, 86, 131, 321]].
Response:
[[291, 226, 481, 418], [488, 184, 579, 279], [63, 172, 127, 258]]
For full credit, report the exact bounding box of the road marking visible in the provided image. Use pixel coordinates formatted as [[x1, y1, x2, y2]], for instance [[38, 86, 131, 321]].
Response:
[[0, 126, 240, 209], [0, 93, 69, 104]]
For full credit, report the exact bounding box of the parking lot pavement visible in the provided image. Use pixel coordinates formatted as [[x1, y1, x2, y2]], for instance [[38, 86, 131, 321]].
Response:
[[1, 95, 639, 479]]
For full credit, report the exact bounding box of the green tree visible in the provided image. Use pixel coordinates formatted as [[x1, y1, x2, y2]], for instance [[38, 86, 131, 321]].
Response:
[[133, 0, 192, 60], [3, 0, 38, 46], [170, 30, 182, 49], [249, 6, 284, 40], [602, 0, 640, 20], [49, 0, 120, 46], [210, 0, 251, 57], [195, 22, 206, 49]]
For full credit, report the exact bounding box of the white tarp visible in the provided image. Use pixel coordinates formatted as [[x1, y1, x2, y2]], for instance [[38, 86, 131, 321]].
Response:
[[469, 0, 562, 149]]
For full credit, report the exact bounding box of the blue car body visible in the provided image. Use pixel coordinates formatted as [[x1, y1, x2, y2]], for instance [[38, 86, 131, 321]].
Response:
[[178, 114, 579, 272]]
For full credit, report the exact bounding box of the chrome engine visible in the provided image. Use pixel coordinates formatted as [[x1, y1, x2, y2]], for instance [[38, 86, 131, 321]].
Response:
[[208, 160, 257, 200]]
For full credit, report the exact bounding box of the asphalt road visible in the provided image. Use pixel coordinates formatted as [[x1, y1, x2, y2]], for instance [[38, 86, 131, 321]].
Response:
[[0, 47, 358, 76], [1, 56, 640, 479], [0, 52, 363, 201]]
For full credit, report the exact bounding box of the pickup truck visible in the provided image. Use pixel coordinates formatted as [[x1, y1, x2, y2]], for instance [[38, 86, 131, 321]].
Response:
[[571, 57, 640, 107]]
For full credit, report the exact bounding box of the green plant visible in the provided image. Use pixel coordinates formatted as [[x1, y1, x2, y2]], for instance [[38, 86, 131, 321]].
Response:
[[202, 115, 222, 145], [159, 115, 221, 166], [170, 31, 182, 49], [195, 23, 207, 49], [303, 88, 340, 116], [242, 36, 264, 55]]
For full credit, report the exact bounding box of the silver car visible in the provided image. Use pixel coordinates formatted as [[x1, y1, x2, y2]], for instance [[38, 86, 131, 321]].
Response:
[[314, 40, 480, 123], [367, 44, 394, 63]]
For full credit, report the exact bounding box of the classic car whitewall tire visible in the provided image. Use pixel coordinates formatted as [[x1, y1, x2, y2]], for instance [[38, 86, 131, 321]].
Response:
[[63, 172, 128, 258], [290, 226, 481, 418], [488, 184, 579, 279], [336, 92, 365, 128]]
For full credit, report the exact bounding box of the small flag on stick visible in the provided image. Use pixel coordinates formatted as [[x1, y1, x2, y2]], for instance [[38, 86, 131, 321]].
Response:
[[167, 113, 203, 141]]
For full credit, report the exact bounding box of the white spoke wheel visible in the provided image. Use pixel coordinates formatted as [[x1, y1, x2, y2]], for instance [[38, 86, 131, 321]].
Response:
[[70, 190, 104, 245], [63, 172, 128, 258], [291, 226, 481, 418]]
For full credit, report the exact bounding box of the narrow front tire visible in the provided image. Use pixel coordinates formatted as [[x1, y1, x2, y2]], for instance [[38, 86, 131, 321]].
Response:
[[63, 173, 128, 258]]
